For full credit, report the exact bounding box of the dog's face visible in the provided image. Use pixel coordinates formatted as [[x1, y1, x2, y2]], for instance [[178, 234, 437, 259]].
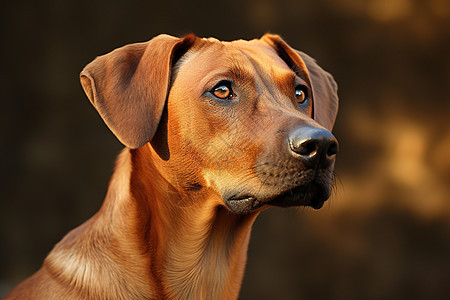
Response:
[[80, 34, 339, 214]]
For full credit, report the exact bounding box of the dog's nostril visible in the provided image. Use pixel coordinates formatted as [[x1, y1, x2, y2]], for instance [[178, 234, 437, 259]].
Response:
[[295, 140, 318, 157], [327, 140, 339, 158]]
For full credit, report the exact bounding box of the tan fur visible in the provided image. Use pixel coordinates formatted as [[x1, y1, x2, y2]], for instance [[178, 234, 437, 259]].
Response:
[[5, 34, 338, 300]]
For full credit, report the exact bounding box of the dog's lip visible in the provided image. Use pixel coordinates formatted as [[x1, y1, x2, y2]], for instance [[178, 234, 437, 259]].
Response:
[[267, 182, 330, 209], [311, 199, 325, 209], [225, 181, 330, 213], [229, 195, 254, 201], [225, 195, 260, 214]]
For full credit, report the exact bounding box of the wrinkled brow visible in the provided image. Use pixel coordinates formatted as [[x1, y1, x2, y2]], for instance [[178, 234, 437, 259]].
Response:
[[226, 64, 253, 84]]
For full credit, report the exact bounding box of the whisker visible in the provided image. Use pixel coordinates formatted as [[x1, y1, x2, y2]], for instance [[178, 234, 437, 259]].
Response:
[[332, 171, 342, 197]]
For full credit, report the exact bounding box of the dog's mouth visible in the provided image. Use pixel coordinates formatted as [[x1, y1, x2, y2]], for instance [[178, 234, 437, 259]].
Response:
[[226, 195, 259, 214], [225, 181, 331, 214], [267, 182, 330, 209]]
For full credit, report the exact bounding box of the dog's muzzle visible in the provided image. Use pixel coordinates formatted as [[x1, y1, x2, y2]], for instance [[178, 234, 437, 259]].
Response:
[[224, 126, 339, 214]]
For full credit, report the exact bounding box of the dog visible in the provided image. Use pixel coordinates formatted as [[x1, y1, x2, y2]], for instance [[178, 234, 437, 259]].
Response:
[[4, 33, 338, 300]]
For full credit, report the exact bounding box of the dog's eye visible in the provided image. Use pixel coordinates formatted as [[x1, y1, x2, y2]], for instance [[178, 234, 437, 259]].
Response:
[[295, 85, 308, 104], [212, 81, 234, 100]]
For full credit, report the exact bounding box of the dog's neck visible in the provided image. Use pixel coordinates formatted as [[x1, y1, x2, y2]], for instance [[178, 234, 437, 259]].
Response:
[[129, 145, 259, 299], [45, 147, 258, 300]]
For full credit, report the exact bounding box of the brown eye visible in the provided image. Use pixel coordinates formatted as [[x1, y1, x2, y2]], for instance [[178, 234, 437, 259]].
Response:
[[295, 85, 308, 104], [212, 81, 234, 100]]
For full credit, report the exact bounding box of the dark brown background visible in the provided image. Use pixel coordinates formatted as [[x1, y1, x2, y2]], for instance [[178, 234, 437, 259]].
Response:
[[1, 0, 450, 299]]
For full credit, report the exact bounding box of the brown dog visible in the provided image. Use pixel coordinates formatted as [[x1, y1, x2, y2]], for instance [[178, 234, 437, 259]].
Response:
[[5, 34, 338, 300]]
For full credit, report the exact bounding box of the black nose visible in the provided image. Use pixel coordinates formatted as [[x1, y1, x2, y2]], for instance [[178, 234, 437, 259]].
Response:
[[288, 126, 339, 168]]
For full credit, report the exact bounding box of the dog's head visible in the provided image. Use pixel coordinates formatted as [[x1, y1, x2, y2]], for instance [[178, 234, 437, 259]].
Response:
[[80, 34, 339, 214]]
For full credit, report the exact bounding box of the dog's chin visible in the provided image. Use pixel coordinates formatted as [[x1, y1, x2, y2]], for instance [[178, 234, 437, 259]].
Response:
[[267, 183, 330, 209], [224, 182, 331, 214]]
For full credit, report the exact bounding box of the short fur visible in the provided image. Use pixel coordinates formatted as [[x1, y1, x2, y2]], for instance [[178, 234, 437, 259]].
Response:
[[5, 34, 339, 300]]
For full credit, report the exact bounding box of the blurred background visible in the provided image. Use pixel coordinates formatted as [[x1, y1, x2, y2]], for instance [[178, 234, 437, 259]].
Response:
[[1, 0, 449, 299]]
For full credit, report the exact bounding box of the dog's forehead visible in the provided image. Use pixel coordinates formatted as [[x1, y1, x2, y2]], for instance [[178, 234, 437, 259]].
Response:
[[174, 37, 294, 87], [201, 37, 289, 68]]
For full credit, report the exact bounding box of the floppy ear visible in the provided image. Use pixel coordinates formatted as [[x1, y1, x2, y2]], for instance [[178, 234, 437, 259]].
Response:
[[261, 34, 339, 131], [80, 34, 196, 149], [295, 50, 339, 131]]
